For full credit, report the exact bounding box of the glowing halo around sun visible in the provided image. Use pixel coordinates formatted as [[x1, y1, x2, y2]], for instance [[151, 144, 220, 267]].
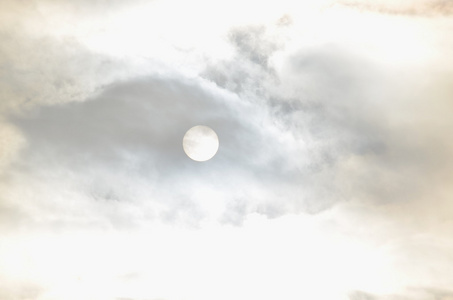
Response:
[[183, 125, 219, 162]]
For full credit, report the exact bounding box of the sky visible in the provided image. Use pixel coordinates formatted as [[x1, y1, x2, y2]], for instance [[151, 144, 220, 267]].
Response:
[[0, 0, 453, 299]]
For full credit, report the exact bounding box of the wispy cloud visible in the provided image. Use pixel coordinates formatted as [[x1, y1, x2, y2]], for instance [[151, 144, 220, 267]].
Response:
[[337, 0, 453, 17]]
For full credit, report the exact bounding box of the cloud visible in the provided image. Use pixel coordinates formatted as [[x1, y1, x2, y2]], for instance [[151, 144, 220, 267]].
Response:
[[0, 25, 144, 115], [5, 11, 452, 231], [336, 0, 453, 17], [0, 279, 43, 300], [0, 1, 453, 300], [0, 122, 25, 171], [3, 73, 310, 229], [349, 288, 453, 300], [203, 21, 453, 211], [0, 0, 155, 116]]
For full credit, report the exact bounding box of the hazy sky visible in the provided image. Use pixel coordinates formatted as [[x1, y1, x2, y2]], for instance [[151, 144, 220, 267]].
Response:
[[1, 0, 453, 299]]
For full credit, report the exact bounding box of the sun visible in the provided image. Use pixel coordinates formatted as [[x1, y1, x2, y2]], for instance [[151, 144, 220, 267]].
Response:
[[183, 125, 219, 162]]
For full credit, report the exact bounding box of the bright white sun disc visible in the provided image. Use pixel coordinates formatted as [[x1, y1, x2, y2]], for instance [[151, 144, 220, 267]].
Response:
[[183, 125, 219, 162]]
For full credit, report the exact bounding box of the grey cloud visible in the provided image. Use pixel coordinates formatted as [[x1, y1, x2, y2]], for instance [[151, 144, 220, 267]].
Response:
[[206, 25, 389, 163], [203, 21, 453, 215], [203, 24, 282, 95], [1, 5, 451, 229], [228, 25, 279, 69], [285, 47, 453, 207], [9, 48, 400, 230], [5, 73, 319, 229], [205, 35, 388, 184], [12, 76, 266, 173]]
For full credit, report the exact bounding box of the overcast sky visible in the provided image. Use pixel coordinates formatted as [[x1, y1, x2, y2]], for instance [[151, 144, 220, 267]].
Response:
[[1, 0, 453, 299]]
